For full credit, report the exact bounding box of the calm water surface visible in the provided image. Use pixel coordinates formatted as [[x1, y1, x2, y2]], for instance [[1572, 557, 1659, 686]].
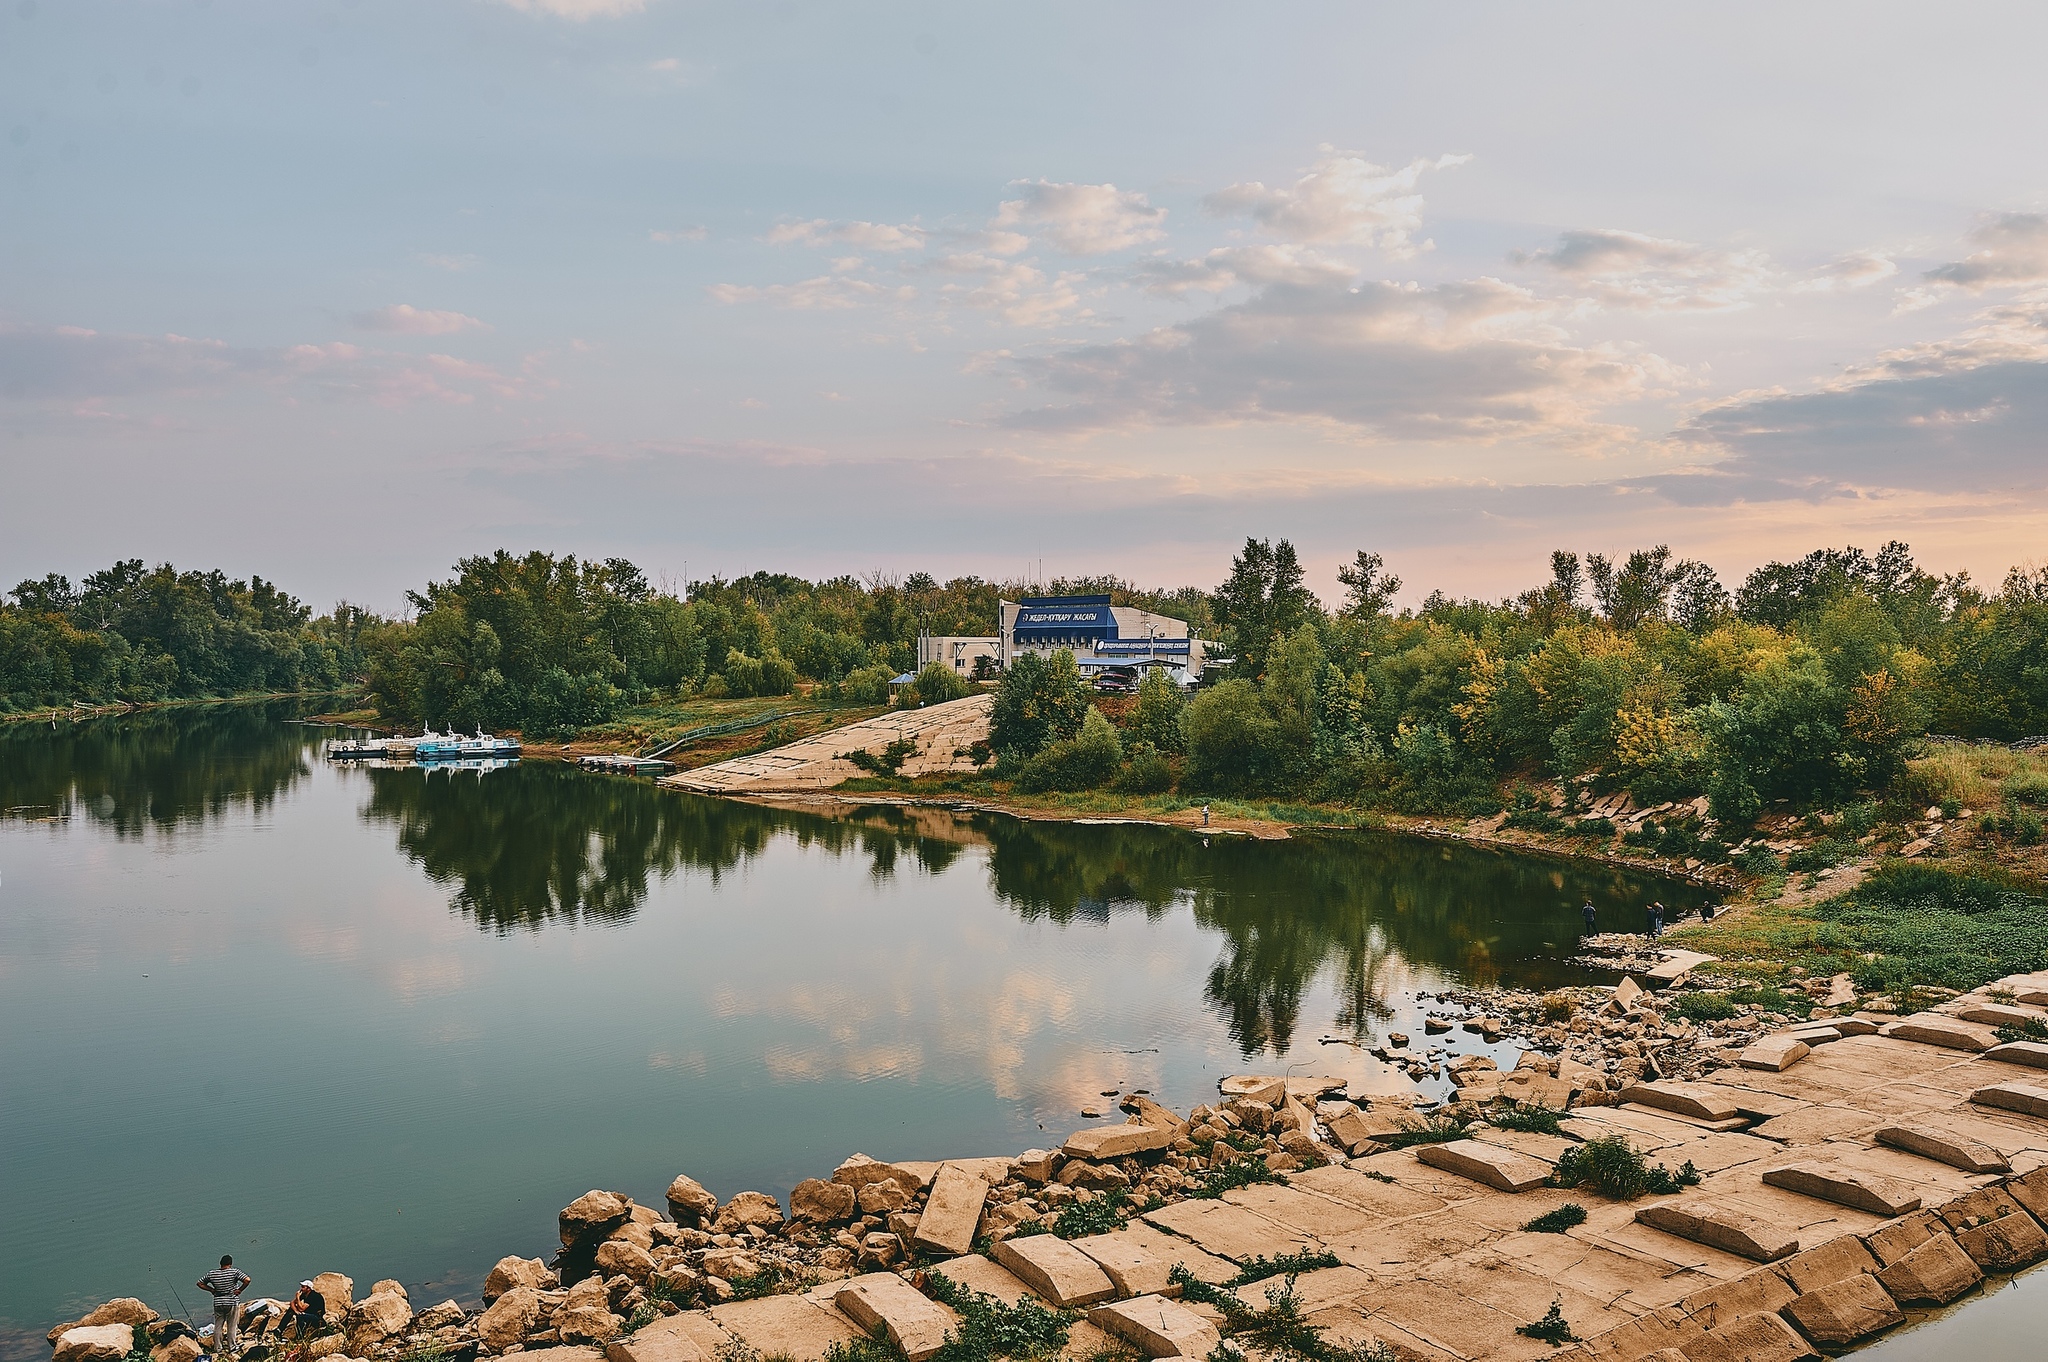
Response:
[[0, 704, 1705, 1353]]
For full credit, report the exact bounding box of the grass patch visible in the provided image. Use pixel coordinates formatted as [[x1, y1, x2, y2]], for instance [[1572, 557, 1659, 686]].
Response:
[[1547, 1135, 1700, 1199], [1668, 991, 1738, 1021], [1522, 1203, 1588, 1234], [1376, 1113, 1470, 1148], [1488, 1104, 1565, 1136], [1167, 1268, 1396, 1362], [1050, 1188, 1132, 1239], [1188, 1156, 1289, 1199], [1995, 1016, 2048, 1045], [922, 1274, 1077, 1362], [1226, 1250, 1342, 1287]]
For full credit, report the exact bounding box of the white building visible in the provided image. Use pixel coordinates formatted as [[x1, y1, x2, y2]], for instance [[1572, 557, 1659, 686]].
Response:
[[999, 595, 1208, 685]]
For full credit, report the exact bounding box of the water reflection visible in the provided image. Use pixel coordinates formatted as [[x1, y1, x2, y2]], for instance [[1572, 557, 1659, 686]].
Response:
[[0, 702, 316, 836], [351, 760, 1706, 1054]]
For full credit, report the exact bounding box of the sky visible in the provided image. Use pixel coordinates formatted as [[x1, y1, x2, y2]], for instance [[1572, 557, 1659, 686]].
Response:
[[4, 0, 2047, 615]]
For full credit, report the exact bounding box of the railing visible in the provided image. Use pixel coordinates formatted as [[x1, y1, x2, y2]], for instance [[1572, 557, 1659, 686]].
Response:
[[637, 709, 820, 759]]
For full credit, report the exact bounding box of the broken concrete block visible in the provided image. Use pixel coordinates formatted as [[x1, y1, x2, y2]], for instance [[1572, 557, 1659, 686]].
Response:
[[1413, 1139, 1551, 1193], [912, 1165, 988, 1258], [1636, 1201, 1798, 1262], [1013, 1150, 1061, 1184], [1778, 1274, 1904, 1347], [1761, 1163, 1923, 1217], [1785, 1026, 1841, 1047], [1618, 1080, 1743, 1122], [1772, 1237, 1878, 1295], [1875, 1235, 1983, 1304], [1984, 1041, 2048, 1070], [1955, 1002, 2043, 1028], [1952, 1211, 2048, 1271], [1673, 1310, 1816, 1362], [1970, 1080, 2048, 1118], [1873, 1124, 2011, 1174], [1831, 1017, 1881, 1036], [833, 1275, 955, 1362], [1087, 1297, 1221, 1358], [832, 1154, 933, 1194], [605, 1315, 708, 1362], [1880, 1015, 2000, 1051], [1739, 1036, 1812, 1072], [1615, 976, 1644, 1010], [992, 1235, 1117, 1307], [1063, 1123, 1177, 1161], [1217, 1075, 1286, 1106]]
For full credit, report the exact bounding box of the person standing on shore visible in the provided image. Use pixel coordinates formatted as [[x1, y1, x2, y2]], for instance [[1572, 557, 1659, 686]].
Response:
[[198, 1256, 250, 1358], [1648, 901, 1665, 939], [1581, 900, 1598, 938]]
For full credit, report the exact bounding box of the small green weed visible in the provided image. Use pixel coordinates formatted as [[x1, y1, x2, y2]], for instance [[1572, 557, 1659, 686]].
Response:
[[923, 1274, 1077, 1362], [1995, 1016, 2048, 1045], [1189, 1156, 1288, 1199], [1548, 1136, 1698, 1199], [1051, 1188, 1131, 1239], [1516, 1298, 1578, 1346], [1521, 1203, 1587, 1234], [1669, 992, 1737, 1021], [1489, 1104, 1565, 1135], [1226, 1250, 1342, 1287], [1377, 1114, 1469, 1148]]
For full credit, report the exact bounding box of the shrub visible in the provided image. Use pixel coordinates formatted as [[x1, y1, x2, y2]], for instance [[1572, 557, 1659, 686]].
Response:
[[1670, 992, 1738, 1022], [837, 664, 895, 706], [1547, 1135, 1698, 1199], [1541, 993, 1575, 1022], [1786, 837, 1858, 871], [1112, 741, 1174, 794], [1181, 678, 1278, 791], [844, 737, 917, 776], [905, 661, 973, 706], [1733, 844, 1781, 875], [2007, 773, 2048, 806], [1522, 1203, 1587, 1234], [1490, 1104, 1565, 1136], [990, 650, 1089, 757], [1051, 1188, 1131, 1239], [922, 1274, 1077, 1362], [1378, 1114, 1470, 1148], [1995, 1016, 2048, 1045], [1571, 817, 1616, 839], [1516, 1298, 1579, 1346], [1982, 800, 2046, 845], [1016, 707, 1123, 792]]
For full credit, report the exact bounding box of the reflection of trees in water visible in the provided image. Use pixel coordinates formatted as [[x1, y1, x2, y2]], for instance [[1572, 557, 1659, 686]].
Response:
[[976, 821, 1709, 1058], [0, 702, 315, 837], [356, 774, 967, 932]]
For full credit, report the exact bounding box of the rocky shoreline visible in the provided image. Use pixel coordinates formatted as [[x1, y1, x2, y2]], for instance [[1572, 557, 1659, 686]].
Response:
[[45, 943, 1920, 1362]]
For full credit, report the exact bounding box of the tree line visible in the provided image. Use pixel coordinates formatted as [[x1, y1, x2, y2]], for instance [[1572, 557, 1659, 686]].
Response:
[[986, 538, 2048, 823]]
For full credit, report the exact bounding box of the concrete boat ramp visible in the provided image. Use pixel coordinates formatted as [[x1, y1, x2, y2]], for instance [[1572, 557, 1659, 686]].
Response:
[[617, 972, 2048, 1362], [662, 694, 992, 794]]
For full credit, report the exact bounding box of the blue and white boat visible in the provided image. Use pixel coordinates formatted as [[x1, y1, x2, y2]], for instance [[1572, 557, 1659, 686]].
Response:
[[414, 728, 522, 761]]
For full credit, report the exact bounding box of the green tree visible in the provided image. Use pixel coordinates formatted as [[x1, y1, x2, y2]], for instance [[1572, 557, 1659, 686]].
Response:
[[1017, 705, 1124, 792], [989, 650, 1090, 757], [1181, 679, 1278, 790], [1128, 668, 1186, 753], [1214, 538, 1320, 678]]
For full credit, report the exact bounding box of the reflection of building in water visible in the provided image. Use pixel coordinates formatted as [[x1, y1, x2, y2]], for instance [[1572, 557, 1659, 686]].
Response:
[[917, 594, 1210, 687]]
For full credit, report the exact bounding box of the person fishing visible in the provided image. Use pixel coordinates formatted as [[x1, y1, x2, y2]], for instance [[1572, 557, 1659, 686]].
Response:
[[1648, 900, 1665, 939], [1580, 900, 1598, 938], [197, 1255, 250, 1358]]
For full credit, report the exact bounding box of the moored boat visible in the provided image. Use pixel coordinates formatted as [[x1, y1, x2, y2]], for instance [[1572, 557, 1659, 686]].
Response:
[[415, 728, 522, 760]]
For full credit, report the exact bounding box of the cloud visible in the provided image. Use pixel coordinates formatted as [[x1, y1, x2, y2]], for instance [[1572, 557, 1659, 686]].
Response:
[[349, 304, 490, 335], [1203, 151, 1467, 254], [1510, 228, 1771, 310], [1136, 245, 1357, 297], [649, 225, 709, 243], [992, 181, 1166, 255], [1922, 212, 2048, 292], [1791, 250, 1896, 293], [707, 276, 904, 309], [492, 0, 648, 19], [765, 219, 926, 252], [0, 323, 530, 408], [1004, 275, 1675, 439], [924, 252, 1084, 327], [413, 253, 483, 272], [1678, 291, 2048, 496]]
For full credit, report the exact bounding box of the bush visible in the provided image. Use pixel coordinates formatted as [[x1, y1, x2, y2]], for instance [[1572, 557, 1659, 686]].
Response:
[[990, 651, 1089, 757], [1490, 1104, 1565, 1135], [1521, 1203, 1587, 1234], [1734, 844, 1781, 875], [837, 664, 895, 705], [1181, 678, 1277, 790], [1786, 837, 1858, 871], [1112, 741, 1174, 794], [1016, 706, 1124, 792], [1547, 1135, 1699, 1199], [845, 737, 918, 776], [2008, 773, 2048, 806], [1516, 1298, 1579, 1346], [921, 1274, 1076, 1362], [1050, 1187, 1132, 1239], [1670, 992, 1738, 1021], [1982, 800, 2046, 845], [905, 661, 973, 706]]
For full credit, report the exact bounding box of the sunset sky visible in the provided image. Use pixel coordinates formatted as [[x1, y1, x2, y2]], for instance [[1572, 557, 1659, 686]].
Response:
[[5, 1, 2046, 612]]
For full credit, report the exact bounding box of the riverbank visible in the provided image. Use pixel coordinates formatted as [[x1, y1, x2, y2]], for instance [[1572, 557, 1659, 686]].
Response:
[[3, 690, 362, 726], [49, 974, 2048, 1362]]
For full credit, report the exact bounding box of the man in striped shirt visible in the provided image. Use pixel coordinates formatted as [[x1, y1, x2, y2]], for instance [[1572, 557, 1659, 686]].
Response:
[[197, 1256, 251, 1357]]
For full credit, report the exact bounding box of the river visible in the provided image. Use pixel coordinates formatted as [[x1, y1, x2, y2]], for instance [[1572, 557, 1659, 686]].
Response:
[[0, 702, 1709, 1354]]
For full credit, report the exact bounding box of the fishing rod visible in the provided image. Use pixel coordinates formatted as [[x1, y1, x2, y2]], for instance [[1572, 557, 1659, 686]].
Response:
[[159, 1268, 197, 1329]]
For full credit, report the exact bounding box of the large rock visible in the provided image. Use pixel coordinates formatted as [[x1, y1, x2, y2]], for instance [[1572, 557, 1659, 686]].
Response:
[[1779, 1274, 1903, 1347], [347, 1291, 413, 1349], [992, 1234, 1117, 1307], [831, 1154, 932, 1194], [595, 1240, 656, 1285], [478, 1286, 545, 1351], [561, 1190, 635, 1247], [54, 1326, 136, 1362], [1738, 1037, 1811, 1072], [485, 1257, 559, 1303], [310, 1273, 355, 1326], [1636, 1201, 1798, 1261], [1761, 1163, 1922, 1216], [713, 1191, 785, 1235], [73, 1301, 159, 1332], [555, 1304, 624, 1345], [834, 1274, 956, 1362], [414, 1301, 466, 1330], [1874, 1235, 1982, 1305], [150, 1335, 203, 1362], [1882, 1015, 2000, 1051], [790, 1178, 857, 1224], [913, 1164, 989, 1258], [1062, 1122, 1176, 1160], [1088, 1297, 1222, 1359], [1873, 1124, 2010, 1174], [665, 1175, 720, 1227], [1413, 1140, 1550, 1193], [369, 1280, 408, 1301], [701, 1247, 762, 1281], [1218, 1075, 1286, 1106]]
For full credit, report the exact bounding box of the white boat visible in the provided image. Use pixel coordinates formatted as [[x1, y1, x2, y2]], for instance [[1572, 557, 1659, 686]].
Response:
[[415, 728, 522, 760], [328, 728, 457, 759]]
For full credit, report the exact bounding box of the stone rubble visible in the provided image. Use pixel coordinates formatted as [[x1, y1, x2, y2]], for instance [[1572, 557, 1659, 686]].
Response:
[[45, 967, 2048, 1362]]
